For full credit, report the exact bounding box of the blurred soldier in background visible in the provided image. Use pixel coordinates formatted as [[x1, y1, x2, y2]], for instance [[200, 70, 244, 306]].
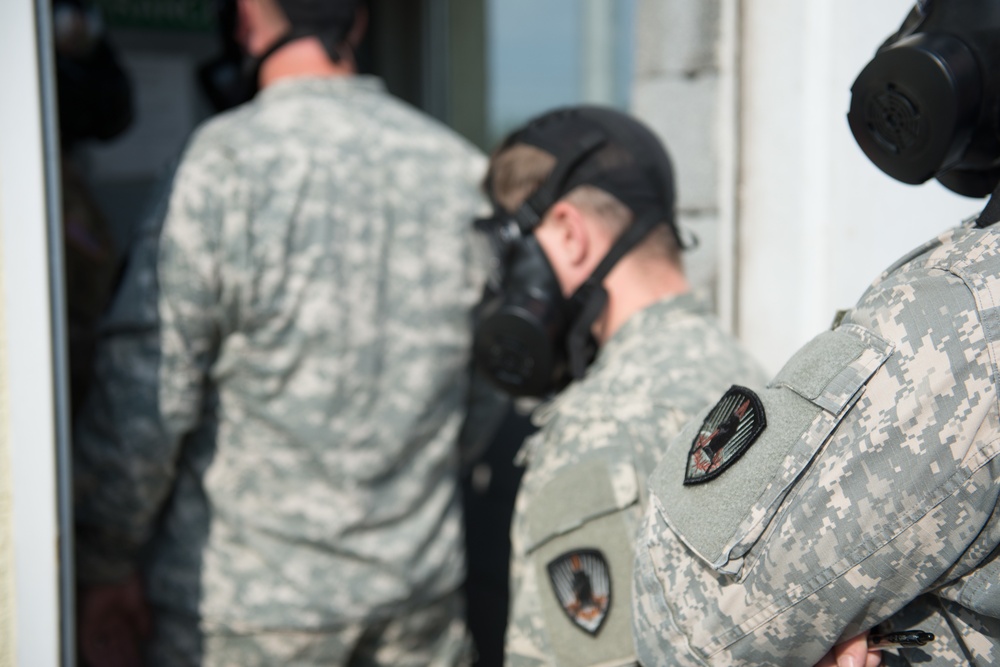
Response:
[[52, 0, 131, 416], [472, 106, 767, 666], [632, 2, 1000, 665], [72, 0, 487, 664]]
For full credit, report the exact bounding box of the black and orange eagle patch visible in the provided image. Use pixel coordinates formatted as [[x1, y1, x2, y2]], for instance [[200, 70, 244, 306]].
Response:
[[684, 385, 766, 485], [546, 549, 611, 636]]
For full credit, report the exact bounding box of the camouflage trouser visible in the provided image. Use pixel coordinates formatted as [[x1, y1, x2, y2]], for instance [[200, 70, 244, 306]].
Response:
[[144, 591, 471, 667]]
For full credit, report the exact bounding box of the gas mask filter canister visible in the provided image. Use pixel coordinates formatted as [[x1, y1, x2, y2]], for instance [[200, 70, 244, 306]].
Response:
[[848, 0, 1000, 197]]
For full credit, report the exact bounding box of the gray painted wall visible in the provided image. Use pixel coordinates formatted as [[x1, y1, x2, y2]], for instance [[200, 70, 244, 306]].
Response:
[[631, 0, 733, 316], [631, 0, 975, 373]]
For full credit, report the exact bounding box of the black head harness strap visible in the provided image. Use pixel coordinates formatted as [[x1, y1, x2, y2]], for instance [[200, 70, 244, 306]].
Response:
[[976, 180, 1000, 228], [245, 24, 346, 93], [513, 130, 608, 234], [511, 122, 678, 381], [565, 206, 666, 378], [475, 107, 683, 393]]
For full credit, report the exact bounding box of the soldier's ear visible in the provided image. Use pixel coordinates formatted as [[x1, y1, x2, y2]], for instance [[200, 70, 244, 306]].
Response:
[[546, 201, 590, 268], [531, 201, 591, 298]]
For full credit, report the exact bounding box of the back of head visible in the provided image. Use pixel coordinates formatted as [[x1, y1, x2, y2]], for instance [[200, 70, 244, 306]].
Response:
[[274, 0, 358, 40], [261, 0, 360, 64], [200, 0, 361, 109]]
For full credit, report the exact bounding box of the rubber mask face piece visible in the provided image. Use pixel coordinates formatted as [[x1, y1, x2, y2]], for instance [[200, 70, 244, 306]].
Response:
[[848, 0, 1000, 196], [473, 213, 579, 398]]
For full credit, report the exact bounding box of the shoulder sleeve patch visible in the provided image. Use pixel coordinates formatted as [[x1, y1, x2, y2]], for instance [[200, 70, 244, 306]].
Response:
[[546, 548, 611, 636], [684, 385, 766, 485], [525, 459, 639, 664], [650, 325, 894, 576]]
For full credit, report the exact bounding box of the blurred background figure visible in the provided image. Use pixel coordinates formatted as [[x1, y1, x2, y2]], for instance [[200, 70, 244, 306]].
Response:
[[52, 0, 132, 417], [71, 0, 489, 665]]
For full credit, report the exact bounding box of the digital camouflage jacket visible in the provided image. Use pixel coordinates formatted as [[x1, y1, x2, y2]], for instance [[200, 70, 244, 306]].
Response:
[[634, 219, 1000, 666], [505, 294, 768, 667], [73, 75, 488, 631]]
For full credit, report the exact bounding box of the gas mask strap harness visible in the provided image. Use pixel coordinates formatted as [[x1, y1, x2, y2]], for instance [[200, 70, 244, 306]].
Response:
[[267, 23, 349, 63], [242, 0, 357, 97], [565, 204, 668, 379], [975, 180, 1000, 227], [510, 129, 668, 381], [476, 129, 607, 294], [248, 22, 349, 80], [512, 130, 608, 236]]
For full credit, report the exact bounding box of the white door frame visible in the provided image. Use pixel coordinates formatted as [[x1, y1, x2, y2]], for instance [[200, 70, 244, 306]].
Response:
[[0, 0, 73, 663]]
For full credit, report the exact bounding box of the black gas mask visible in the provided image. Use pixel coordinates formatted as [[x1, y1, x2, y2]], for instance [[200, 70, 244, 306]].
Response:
[[473, 107, 684, 398], [848, 0, 1000, 197]]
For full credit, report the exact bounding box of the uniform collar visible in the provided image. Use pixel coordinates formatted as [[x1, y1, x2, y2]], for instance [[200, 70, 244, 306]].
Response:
[[589, 291, 710, 375], [531, 291, 710, 425], [256, 74, 386, 103]]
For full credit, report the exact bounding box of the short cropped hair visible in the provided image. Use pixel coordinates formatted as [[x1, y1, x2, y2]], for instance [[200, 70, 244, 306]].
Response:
[[486, 144, 682, 266]]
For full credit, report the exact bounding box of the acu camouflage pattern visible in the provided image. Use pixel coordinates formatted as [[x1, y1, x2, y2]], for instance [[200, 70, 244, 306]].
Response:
[[633, 219, 1000, 666], [144, 589, 469, 666], [73, 76, 489, 632], [505, 294, 768, 667]]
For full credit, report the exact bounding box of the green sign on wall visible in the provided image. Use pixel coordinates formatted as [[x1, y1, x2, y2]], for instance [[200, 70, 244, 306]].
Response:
[[93, 0, 214, 32]]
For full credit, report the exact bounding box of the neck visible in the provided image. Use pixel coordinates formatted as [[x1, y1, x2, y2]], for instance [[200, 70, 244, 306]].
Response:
[[258, 36, 355, 89], [591, 256, 690, 346]]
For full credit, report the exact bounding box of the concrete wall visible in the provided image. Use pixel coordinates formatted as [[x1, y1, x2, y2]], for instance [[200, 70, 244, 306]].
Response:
[[738, 0, 973, 373], [632, 0, 735, 309], [633, 0, 977, 373]]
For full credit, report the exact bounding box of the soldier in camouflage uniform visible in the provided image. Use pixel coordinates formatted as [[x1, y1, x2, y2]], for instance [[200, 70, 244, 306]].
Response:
[[632, 4, 1000, 666], [72, 0, 487, 664], [474, 108, 768, 667]]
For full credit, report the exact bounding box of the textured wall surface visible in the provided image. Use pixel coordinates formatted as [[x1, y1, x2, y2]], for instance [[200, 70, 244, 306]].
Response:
[[631, 0, 729, 310], [631, 0, 974, 372]]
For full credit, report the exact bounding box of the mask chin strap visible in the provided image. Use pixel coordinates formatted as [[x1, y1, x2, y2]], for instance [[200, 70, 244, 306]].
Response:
[[565, 207, 666, 379], [566, 287, 606, 379], [246, 24, 347, 91], [975, 178, 1000, 227]]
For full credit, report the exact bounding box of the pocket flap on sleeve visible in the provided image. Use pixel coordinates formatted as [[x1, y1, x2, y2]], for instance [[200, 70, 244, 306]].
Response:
[[526, 458, 639, 553], [772, 324, 895, 415], [649, 324, 894, 576]]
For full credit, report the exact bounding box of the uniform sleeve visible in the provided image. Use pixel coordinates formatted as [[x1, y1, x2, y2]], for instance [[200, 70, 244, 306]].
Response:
[[633, 270, 1000, 666], [73, 139, 227, 584], [506, 416, 644, 667]]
